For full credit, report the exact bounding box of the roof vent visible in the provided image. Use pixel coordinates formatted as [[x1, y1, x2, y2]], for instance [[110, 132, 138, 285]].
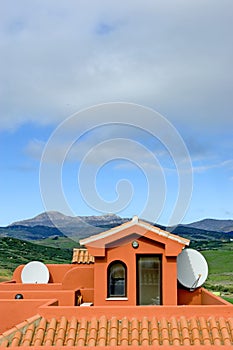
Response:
[[132, 215, 138, 223]]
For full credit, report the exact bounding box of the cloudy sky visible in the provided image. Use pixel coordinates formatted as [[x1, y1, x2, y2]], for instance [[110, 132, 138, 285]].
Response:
[[1, 0, 233, 227]]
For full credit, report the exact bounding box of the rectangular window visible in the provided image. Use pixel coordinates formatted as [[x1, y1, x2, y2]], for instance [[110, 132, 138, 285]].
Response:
[[137, 255, 161, 305]]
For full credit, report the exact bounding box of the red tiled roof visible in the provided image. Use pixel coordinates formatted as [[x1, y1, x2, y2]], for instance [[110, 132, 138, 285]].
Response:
[[72, 248, 95, 264], [0, 314, 232, 347]]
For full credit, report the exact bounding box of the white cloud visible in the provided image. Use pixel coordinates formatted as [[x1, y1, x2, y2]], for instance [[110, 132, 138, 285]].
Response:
[[193, 159, 233, 173], [0, 0, 233, 131], [25, 139, 45, 159]]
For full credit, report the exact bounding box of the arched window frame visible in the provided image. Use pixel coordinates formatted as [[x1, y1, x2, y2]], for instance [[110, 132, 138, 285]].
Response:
[[107, 260, 127, 298]]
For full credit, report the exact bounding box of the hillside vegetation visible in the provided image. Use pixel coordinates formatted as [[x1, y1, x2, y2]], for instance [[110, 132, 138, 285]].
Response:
[[202, 243, 233, 293], [0, 237, 72, 281]]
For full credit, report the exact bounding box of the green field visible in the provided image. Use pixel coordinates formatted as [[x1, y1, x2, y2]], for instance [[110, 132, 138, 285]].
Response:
[[222, 296, 233, 304], [0, 237, 72, 281], [202, 244, 233, 294], [34, 236, 79, 250]]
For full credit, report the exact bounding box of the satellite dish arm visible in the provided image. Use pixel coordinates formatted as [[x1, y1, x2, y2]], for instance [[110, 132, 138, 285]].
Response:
[[190, 274, 202, 291]]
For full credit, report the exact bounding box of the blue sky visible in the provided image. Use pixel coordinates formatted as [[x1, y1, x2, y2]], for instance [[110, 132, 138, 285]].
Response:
[[1, 0, 233, 227]]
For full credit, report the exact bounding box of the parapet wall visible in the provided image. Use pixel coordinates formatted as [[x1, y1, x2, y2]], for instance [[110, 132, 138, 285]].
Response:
[[178, 287, 229, 306], [0, 299, 57, 334]]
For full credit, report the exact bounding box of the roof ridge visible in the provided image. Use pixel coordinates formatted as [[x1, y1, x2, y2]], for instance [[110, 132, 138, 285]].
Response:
[[80, 217, 190, 246]]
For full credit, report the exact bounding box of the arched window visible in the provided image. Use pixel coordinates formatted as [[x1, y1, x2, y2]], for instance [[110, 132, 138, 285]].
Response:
[[108, 261, 127, 297]]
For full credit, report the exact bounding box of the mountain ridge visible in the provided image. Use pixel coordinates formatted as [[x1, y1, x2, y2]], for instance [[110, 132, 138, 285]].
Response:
[[186, 218, 233, 233], [8, 211, 233, 233], [1, 211, 232, 244], [9, 211, 126, 228]]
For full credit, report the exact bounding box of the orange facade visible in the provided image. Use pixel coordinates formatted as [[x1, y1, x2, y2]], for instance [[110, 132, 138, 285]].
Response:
[[80, 218, 188, 306]]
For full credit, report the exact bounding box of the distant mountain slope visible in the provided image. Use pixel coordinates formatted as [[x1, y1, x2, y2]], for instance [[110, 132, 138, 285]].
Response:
[[0, 225, 65, 241], [10, 211, 73, 227], [186, 218, 233, 233], [3, 211, 128, 241], [173, 225, 233, 242], [10, 211, 128, 229], [1, 212, 232, 244]]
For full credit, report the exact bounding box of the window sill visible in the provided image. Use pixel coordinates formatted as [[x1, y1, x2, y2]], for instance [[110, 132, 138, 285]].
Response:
[[105, 297, 128, 301]]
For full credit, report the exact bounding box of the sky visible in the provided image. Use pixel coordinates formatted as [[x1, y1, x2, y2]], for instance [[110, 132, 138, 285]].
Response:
[[1, 0, 233, 227]]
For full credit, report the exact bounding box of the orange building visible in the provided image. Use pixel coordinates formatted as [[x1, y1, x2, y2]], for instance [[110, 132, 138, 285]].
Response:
[[0, 217, 232, 348]]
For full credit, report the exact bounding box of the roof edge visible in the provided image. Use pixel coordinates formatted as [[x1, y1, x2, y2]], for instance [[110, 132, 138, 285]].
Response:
[[80, 217, 190, 246]]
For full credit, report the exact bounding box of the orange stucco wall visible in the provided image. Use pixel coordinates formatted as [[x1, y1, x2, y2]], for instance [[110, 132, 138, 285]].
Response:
[[92, 234, 182, 306], [178, 287, 202, 305], [201, 288, 230, 305], [39, 303, 232, 321], [0, 265, 94, 306], [0, 299, 55, 333], [13, 264, 75, 283], [11, 264, 94, 290], [178, 287, 230, 306], [0, 290, 75, 306], [62, 265, 94, 290]]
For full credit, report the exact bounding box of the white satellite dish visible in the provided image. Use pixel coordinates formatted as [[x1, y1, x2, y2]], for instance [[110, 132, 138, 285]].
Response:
[[21, 261, 50, 284], [177, 248, 208, 290]]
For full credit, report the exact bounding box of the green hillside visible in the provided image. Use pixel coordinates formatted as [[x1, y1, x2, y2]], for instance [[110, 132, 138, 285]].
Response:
[[34, 236, 79, 249], [0, 237, 72, 281], [202, 244, 233, 293]]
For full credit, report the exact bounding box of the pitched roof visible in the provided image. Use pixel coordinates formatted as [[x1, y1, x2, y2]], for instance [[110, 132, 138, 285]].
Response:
[[72, 248, 95, 264], [0, 314, 232, 347], [80, 216, 190, 247]]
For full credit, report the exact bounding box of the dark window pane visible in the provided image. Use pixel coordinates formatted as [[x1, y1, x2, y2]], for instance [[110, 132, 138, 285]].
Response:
[[108, 262, 126, 297]]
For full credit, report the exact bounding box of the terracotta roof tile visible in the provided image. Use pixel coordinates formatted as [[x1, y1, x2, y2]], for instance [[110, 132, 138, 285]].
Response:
[[44, 317, 57, 346], [72, 248, 95, 264], [98, 316, 108, 346], [33, 317, 46, 346], [65, 316, 77, 346], [150, 317, 160, 346], [11, 331, 21, 347], [189, 317, 200, 345], [210, 318, 221, 346], [21, 323, 35, 346], [55, 316, 67, 346], [0, 314, 233, 347], [109, 317, 118, 346], [170, 317, 180, 346], [219, 317, 232, 346], [87, 317, 98, 346], [0, 339, 9, 348]]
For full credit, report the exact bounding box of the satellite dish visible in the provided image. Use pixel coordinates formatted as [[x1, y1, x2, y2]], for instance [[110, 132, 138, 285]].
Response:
[[177, 248, 208, 290], [21, 261, 50, 284]]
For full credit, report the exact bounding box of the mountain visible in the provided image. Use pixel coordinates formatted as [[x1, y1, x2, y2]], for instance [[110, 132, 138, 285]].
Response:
[[10, 211, 127, 229], [0, 225, 65, 241], [1, 212, 232, 246], [3, 211, 128, 241], [10, 211, 73, 228], [186, 218, 233, 233]]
